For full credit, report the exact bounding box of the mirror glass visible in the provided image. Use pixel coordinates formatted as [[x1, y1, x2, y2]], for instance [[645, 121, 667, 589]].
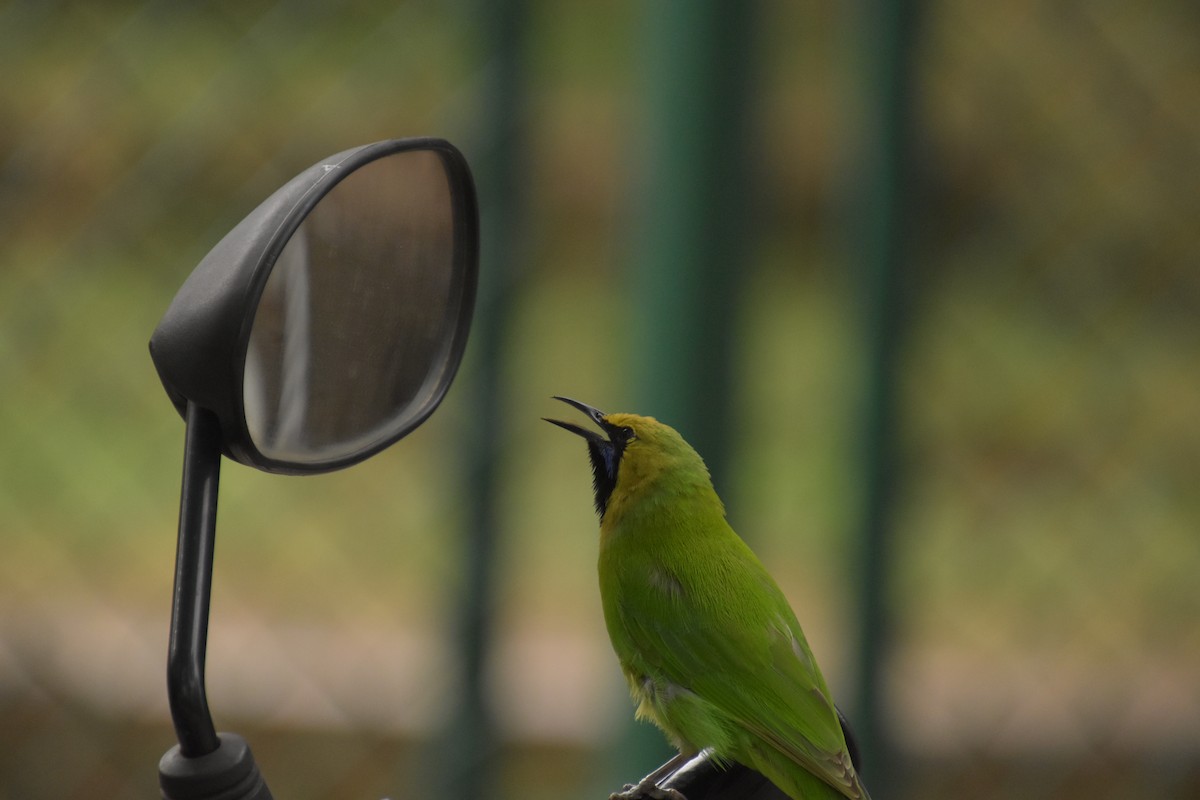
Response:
[[242, 148, 468, 465]]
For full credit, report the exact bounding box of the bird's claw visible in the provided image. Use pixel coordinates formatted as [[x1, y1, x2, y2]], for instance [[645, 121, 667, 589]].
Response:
[[609, 778, 687, 800]]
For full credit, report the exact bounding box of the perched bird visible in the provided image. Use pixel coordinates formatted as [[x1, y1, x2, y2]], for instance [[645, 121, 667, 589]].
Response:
[[546, 397, 870, 800]]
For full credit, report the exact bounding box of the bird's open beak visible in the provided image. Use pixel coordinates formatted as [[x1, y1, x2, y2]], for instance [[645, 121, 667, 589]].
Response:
[[543, 396, 612, 442], [544, 396, 624, 520]]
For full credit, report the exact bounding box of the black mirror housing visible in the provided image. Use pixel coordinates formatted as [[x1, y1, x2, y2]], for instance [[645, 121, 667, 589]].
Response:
[[150, 137, 478, 474]]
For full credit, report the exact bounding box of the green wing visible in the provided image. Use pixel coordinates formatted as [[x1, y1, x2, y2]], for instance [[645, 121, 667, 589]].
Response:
[[608, 534, 868, 799]]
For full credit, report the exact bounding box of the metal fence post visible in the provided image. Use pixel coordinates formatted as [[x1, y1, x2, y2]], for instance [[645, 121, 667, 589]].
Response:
[[846, 0, 921, 791], [617, 0, 760, 789], [434, 2, 529, 799]]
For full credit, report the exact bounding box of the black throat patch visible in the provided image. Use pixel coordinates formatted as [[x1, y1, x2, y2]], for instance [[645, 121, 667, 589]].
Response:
[[587, 437, 622, 520]]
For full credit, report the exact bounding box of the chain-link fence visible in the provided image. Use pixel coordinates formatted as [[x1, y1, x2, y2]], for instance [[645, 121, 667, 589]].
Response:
[[890, 2, 1200, 795], [1, 2, 1197, 799]]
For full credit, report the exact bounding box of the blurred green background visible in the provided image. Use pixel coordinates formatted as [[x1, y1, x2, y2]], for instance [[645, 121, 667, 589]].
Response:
[[1, 1, 1198, 798]]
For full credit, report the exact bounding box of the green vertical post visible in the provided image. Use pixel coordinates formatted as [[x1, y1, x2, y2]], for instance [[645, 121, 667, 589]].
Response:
[[847, 0, 920, 791], [434, 2, 528, 800], [616, 0, 759, 787], [629, 0, 758, 501]]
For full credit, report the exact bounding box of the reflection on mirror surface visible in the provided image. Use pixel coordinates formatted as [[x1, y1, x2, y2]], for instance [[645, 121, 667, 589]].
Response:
[[244, 148, 465, 464]]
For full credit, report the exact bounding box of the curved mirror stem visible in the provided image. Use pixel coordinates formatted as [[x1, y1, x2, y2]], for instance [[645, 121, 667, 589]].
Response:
[[166, 402, 223, 756]]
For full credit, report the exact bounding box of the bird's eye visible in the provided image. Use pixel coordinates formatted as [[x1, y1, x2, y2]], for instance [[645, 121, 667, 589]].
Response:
[[622, 427, 636, 442]]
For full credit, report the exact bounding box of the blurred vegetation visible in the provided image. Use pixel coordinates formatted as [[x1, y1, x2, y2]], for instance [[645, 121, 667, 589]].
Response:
[[0, 1, 1197, 799]]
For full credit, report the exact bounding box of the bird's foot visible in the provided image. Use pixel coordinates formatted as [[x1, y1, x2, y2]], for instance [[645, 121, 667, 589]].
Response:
[[609, 777, 687, 800]]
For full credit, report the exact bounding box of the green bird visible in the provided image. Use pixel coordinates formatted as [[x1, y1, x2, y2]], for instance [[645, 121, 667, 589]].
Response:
[[546, 397, 870, 800]]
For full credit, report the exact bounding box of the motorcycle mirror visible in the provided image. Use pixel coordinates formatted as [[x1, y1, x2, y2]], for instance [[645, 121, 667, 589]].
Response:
[[152, 138, 477, 800], [150, 137, 478, 473]]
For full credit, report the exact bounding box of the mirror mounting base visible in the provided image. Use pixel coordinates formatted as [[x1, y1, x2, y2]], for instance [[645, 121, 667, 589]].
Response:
[[159, 732, 272, 800]]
